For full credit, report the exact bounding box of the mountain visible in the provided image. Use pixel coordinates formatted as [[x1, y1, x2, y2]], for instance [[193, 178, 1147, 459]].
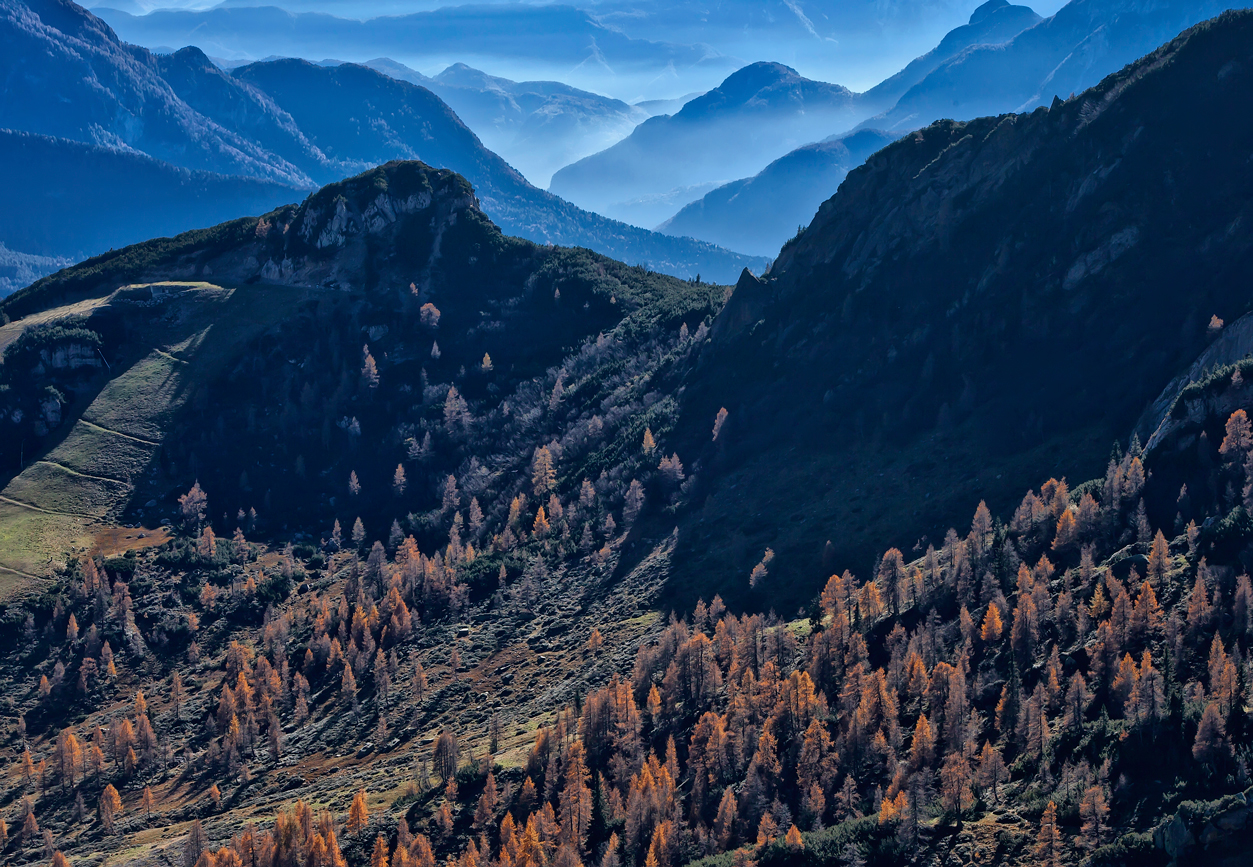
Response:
[[0, 0, 312, 186], [365, 59, 649, 189], [0, 1, 764, 284], [861, 0, 1043, 107], [657, 129, 899, 258], [6, 15, 1253, 867], [661, 8, 1253, 613], [225, 59, 768, 280], [0, 243, 72, 298], [93, 3, 735, 96], [548, 62, 865, 228], [0, 158, 725, 594], [0, 129, 303, 263], [865, 0, 1238, 131]]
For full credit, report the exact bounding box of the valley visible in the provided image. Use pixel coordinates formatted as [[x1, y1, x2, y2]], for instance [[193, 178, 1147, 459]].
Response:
[[2, 3, 1253, 867]]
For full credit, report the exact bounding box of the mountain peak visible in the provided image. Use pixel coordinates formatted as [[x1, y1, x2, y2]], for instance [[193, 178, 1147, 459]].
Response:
[[708, 60, 802, 101], [969, 0, 1011, 25]]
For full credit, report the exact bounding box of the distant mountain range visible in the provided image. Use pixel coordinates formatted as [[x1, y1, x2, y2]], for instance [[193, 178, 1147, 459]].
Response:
[[548, 62, 865, 228], [0, 243, 72, 298], [0, 0, 765, 292], [361, 59, 650, 188], [93, 3, 736, 96], [657, 129, 899, 257], [547, 0, 1051, 228], [648, 0, 1236, 247]]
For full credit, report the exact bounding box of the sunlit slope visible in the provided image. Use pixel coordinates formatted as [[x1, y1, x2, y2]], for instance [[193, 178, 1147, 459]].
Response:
[[0, 282, 307, 593]]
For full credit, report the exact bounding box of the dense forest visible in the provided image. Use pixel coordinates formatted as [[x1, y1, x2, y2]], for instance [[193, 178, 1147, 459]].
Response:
[[7, 375, 1253, 867]]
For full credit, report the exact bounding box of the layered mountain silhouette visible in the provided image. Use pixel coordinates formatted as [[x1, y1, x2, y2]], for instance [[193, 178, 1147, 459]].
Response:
[[650, 0, 1235, 264], [93, 3, 732, 83], [0, 0, 765, 284], [546, 2, 1047, 230], [365, 59, 649, 188], [548, 62, 864, 228], [0, 0, 311, 185], [861, 0, 1043, 107], [658, 129, 898, 258]]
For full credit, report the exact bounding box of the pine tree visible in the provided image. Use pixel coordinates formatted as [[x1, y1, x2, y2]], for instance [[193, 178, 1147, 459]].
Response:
[[785, 824, 804, 851], [99, 784, 122, 833], [179, 481, 208, 529], [1079, 786, 1109, 850], [371, 833, 390, 867], [1035, 801, 1062, 867], [712, 408, 729, 442], [713, 788, 737, 851], [533, 507, 551, 537], [981, 604, 1003, 643], [434, 730, 459, 781], [1193, 702, 1231, 770], [976, 742, 1008, 801], [183, 819, 207, 867], [393, 464, 407, 496], [532, 447, 556, 497], [1147, 530, 1170, 588], [348, 788, 370, 833]]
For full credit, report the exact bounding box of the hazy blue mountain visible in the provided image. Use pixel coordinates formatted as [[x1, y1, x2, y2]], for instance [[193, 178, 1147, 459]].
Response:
[[633, 92, 703, 117], [87, 0, 993, 96], [0, 129, 302, 260], [363, 59, 648, 188], [154, 45, 357, 185], [0, 0, 311, 186], [0, 243, 73, 298], [657, 129, 899, 257], [866, 0, 1238, 130], [548, 62, 866, 229], [862, 0, 1043, 107], [93, 3, 736, 99], [0, 1, 763, 282], [226, 59, 767, 279]]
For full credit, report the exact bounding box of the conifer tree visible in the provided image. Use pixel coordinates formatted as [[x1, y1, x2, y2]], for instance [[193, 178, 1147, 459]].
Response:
[[532, 447, 556, 497], [99, 784, 122, 833], [1035, 802, 1062, 867], [348, 788, 370, 833], [699, 407, 724, 446]]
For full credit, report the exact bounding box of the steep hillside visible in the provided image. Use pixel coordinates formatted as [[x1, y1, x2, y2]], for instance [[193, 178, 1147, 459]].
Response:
[[548, 63, 866, 229], [0, 160, 724, 583], [0, 129, 302, 260], [657, 130, 899, 258], [866, 0, 1237, 131], [656, 9, 1253, 614]]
